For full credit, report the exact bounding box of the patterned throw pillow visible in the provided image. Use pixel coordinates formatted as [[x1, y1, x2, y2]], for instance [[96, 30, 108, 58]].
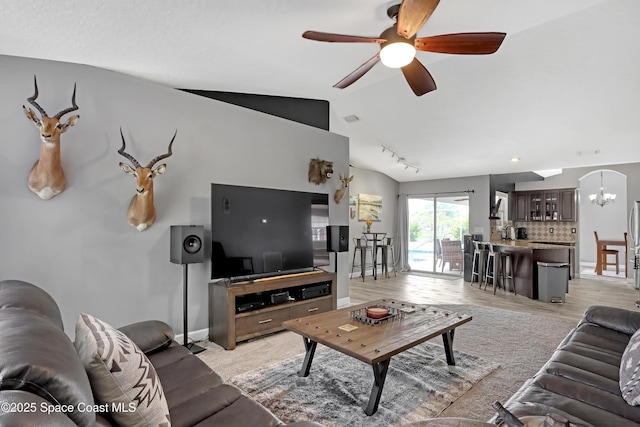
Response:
[[620, 327, 640, 405], [74, 313, 171, 427]]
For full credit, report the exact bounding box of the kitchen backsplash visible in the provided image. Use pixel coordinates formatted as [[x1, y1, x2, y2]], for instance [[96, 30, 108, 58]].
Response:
[[489, 220, 578, 242], [514, 221, 578, 242]]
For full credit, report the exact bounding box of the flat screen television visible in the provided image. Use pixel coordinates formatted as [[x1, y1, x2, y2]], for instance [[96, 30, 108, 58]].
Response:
[[211, 183, 330, 280]]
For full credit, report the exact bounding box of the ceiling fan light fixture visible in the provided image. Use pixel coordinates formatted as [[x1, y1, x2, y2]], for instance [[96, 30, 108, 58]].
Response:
[[380, 42, 416, 68]]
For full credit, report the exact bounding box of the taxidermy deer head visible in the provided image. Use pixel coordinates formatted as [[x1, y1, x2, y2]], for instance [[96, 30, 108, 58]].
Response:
[[334, 174, 354, 204], [117, 128, 176, 232], [22, 76, 79, 200], [308, 158, 333, 185]]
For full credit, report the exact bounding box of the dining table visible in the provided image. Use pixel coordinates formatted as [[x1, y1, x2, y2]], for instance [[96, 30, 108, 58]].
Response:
[[595, 237, 627, 275], [363, 232, 386, 280]]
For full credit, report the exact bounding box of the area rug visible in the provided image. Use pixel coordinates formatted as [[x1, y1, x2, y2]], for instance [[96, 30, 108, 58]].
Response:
[[199, 304, 577, 422], [230, 342, 499, 427]]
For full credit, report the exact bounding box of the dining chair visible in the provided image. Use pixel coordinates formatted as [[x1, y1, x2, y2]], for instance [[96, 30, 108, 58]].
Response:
[[594, 231, 619, 274], [441, 240, 463, 273]]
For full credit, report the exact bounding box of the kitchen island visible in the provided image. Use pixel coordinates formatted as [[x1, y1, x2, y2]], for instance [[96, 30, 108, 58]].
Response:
[[489, 240, 573, 300]]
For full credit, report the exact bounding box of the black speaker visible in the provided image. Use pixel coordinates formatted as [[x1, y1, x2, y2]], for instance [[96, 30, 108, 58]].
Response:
[[327, 225, 349, 252], [170, 225, 205, 264]]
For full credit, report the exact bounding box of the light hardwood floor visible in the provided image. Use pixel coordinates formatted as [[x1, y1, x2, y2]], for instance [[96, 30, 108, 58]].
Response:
[[349, 271, 639, 323]]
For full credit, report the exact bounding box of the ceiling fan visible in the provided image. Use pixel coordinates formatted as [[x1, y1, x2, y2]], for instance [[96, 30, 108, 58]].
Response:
[[302, 0, 506, 96]]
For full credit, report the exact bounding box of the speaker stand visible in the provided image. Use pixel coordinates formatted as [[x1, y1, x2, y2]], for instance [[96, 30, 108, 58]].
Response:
[[334, 251, 338, 274], [182, 263, 205, 354]]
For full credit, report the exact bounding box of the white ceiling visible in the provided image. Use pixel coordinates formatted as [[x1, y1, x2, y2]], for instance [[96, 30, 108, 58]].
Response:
[[2, 0, 638, 182]]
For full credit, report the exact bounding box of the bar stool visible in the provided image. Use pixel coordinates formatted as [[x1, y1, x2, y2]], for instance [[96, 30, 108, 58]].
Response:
[[471, 241, 486, 286], [483, 243, 498, 293], [351, 237, 372, 281], [377, 237, 397, 278], [499, 251, 515, 295]]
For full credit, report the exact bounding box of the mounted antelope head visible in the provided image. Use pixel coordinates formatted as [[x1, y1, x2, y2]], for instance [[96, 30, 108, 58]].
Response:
[[308, 158, 333, 185], [117, 129, 176, 232], [334, 174, 354, 204], [22, 76, 79, 200]]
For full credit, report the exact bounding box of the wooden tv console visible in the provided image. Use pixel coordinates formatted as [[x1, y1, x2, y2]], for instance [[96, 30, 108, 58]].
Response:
[[209, 270, 336, 350]]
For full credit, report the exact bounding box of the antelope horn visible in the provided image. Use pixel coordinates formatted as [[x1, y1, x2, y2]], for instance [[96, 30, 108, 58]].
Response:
[[26, 75, 47, 117], [145, 130, 177, 168], [117, 128, 141, 169], [53, 83, 79, 119]]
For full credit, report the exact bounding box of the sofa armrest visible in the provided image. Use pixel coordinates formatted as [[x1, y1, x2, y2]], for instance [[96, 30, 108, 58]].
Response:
[[0, 390, 78, 426], [583, 305, 640, 336], [118, 320, 175, 355]]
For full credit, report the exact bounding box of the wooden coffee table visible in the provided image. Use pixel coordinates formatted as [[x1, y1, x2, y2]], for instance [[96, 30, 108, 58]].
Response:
[[282, 299, 472, 415]]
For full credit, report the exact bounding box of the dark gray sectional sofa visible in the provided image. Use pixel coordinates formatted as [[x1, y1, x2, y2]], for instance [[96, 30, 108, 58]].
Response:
[[489, 305, 640, 426], [0, 279, 323, 427]]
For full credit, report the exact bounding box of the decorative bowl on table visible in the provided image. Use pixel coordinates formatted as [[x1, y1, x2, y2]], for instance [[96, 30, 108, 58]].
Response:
[[366, 305, 390, 319]]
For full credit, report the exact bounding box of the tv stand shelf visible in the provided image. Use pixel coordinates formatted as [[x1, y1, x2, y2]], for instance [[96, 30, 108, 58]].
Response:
[[209, 271, 336, 350]]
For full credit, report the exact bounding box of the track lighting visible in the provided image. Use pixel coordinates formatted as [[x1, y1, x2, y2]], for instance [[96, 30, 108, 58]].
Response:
[[380, 145, 420, 174]]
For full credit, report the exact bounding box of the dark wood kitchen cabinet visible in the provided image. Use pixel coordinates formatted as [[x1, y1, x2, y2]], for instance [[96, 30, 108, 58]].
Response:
[[544, 191, 559, 221], [558, 189, 577, 222], [510, 188, 576, 222], [529, 192, 543, 221], [514, 192, 529, 221]]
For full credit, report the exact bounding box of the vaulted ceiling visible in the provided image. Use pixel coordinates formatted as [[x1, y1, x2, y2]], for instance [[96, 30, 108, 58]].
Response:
[[2, 0, 638, 182]]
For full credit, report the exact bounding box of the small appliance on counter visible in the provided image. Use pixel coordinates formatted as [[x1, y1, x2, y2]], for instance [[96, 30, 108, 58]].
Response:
[[517, 227, 528, 240]]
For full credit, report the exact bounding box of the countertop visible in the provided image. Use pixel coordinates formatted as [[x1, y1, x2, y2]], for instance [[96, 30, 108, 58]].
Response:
[[489, 240, 575, 250]]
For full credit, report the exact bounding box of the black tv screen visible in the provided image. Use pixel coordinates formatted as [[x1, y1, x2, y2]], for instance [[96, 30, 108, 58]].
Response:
[[211, 183, 330, 280]]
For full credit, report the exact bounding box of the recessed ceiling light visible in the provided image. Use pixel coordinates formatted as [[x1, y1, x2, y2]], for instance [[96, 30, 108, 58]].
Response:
[[343, 115, 360, 123], [511, 157, 520, 162]]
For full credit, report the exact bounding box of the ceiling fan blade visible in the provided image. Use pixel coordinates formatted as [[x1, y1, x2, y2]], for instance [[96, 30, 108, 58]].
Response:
[[334, 54, 381, 89], [401, 58, 437, 96], [415, 32, 506, 54], [397, 0, 440, 39], [302, 31, 385, 44]]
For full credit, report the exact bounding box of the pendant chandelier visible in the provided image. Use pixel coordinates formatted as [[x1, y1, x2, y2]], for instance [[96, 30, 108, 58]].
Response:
[[589, 171, 616, 207]]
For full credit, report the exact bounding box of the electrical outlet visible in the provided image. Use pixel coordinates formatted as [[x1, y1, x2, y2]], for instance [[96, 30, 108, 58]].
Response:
[[549, 228, 554, 234]]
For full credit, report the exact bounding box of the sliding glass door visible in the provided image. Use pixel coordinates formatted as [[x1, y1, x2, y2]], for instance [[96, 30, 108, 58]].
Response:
[[408, 194, 469, 274]]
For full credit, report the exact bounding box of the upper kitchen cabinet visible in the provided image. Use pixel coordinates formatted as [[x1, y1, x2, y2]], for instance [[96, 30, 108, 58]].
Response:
[[529, 191, 543, 221], [514, 192, 529, 221], [558, 189, 577, 222], [544, 191, 559, 221], [510, 188, 577, 222]]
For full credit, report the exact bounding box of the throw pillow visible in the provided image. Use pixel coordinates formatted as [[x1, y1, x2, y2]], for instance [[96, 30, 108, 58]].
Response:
[[74, 313, 171, 427], [620, 327, 640, 405]]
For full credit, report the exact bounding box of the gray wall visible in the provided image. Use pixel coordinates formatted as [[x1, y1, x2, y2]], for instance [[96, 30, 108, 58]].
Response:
[[578, 170, 627, 263], [0, 55, 349, 338], [345, 167, 400, 277]]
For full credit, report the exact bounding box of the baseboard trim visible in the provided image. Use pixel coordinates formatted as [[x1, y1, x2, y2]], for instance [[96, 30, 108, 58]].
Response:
[[175, 327, 209, 345], [337, 297, 351, 308]]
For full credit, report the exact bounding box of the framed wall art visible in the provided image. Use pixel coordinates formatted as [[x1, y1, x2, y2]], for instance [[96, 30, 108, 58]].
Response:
[[358, 194, 382, 221], [349, 195, 358, 220]]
